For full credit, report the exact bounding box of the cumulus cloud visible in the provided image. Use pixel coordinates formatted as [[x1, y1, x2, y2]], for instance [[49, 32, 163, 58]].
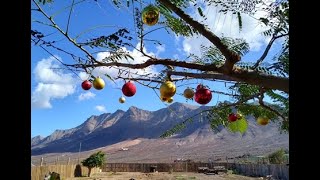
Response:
[[78, 92, 96, 101], [78, 72, 90, 81], [87, 43, 158, 84], [182, 0, 274, 56], [155, 44, 165, 56], [32, 56, 76, 109], [95, 105, 107, 112]]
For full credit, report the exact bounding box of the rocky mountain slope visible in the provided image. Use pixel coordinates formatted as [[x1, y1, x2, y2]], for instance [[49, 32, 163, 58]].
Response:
[[31, 102, 288, 163]]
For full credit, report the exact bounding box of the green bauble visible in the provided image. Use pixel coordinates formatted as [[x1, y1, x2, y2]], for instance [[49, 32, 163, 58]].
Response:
[[227, 117, 248, 134]]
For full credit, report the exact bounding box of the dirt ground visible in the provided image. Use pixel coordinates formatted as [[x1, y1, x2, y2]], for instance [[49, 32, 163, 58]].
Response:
[[65, 172, 263, 180]]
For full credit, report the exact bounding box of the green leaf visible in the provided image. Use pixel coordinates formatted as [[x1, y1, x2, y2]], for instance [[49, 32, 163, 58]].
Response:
[[259, 18, 269, 25], [104, 74, 116, 84], [197, 7, 204, 17], [237, 12, 242, 31], [112, 0, 120, 8], [227, 117, 248, 134]]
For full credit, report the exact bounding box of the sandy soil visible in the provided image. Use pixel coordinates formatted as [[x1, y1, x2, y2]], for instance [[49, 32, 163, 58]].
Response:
[[65, 172, 262, 180]]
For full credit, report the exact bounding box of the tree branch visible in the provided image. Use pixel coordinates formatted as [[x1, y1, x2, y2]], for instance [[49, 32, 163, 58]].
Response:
[[32, 0, 99, 64], [117, 77, 162, 83], [117, 77, 191, 83], [253, 33, 288, 69], [33, 0, 289, 93], [31, 39, 81, 79], [118, 76, 239, 97], [66, 0, 75, 34], [158, 0, 240, 74], [66, 57, 288, 92], [223, 93, 261, 108], [167, 71, 289, 93], [258, 89, 287, 122], [67, 58, 220, 71], [142, 26, 168, 38]]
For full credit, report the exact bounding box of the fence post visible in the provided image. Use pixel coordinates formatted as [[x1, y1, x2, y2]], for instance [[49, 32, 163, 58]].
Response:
[[68, 157, 70, 165], [55, 156, 59, 165], [186, 161, 188, 172], [40, 157, 43, 166]]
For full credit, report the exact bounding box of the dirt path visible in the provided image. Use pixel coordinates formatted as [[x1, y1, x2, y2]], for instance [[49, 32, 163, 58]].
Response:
[[66, 172, 262, 180]]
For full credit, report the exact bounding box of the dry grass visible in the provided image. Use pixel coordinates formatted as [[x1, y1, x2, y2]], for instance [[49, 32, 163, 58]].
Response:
[[65, 172, 262, 180]]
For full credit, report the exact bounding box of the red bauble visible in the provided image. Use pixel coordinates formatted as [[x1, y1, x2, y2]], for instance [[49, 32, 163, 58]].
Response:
[[194, 85, 212, 105], [81, 80, 92, 90], [228, 113, 238, 122], [196, 84, 202, 90], [122, 81, 137, 97]]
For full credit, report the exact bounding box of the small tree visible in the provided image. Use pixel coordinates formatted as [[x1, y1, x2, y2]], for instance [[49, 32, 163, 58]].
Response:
[[81, 151, 106, 177], [268, 149, 285, 164]]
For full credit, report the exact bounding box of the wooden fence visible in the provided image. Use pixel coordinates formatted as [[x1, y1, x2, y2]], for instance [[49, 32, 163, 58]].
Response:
[[31, 164, 100, 180], [31, 156, 87, 166], [102, 163, 288, 179], [233, 163, 289, 180], [103, 162, 229, 172], [31, 163, 289, 180]]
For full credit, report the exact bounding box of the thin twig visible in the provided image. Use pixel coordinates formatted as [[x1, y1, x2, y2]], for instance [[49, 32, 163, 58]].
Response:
[[141, 26, 168, 38], [139, 0, 143, 53], [51, 0, 86, 18], [158, 0, 241, 74], [32, 0, 99, 64], [253, 33, 288, 69], [32, 20, 55, 27], [74, 25, 126, 40], [31, 39, 82, 79], [258, 89, 287, 122], [66, 0, 75, 34], [31, 37, 86, 64]]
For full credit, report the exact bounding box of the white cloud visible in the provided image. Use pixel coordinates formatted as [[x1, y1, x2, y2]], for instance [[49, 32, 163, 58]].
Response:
[[32, 56, 76, 109], [183, 41, 194, 55], [155, 44, 165, 56], [95, 105, 107, 112], [173, 54, 180, 59], [79, 72, 90, 81], [182, 0, 274, 56], [87, 43, 158, 84], [33, 56, 74, 83], [78, 92, 96, 101]]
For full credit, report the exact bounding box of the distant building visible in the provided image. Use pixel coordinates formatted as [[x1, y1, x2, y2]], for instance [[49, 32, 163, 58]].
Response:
[[121, 147, 129, 151]]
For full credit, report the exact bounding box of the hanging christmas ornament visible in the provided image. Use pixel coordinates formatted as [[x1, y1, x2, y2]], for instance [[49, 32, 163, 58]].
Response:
[[93, 76, 105, 90], [122, 81, 137, 97], [194, 84, 212, 105], [142, 5, 160, 26], [160, 80, 176, 99], [119, 96, 126, 103], [183, 88, 194, 99], [81, 80, 92, 90]]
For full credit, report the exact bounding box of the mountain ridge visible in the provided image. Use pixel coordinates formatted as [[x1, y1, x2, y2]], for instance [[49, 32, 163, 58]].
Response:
[[31, 102, 288, 162]]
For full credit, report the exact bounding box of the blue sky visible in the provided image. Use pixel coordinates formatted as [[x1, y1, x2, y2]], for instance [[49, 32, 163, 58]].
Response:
[[31, 0, 282, 138]]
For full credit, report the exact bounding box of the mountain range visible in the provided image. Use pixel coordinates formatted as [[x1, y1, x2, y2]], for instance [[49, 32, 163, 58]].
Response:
[[31, 102, 289, 163]]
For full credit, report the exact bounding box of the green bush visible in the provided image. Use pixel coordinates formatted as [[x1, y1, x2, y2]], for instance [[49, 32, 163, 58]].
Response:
[[81, 151, 106, 177], [268, 149, 285, 164]]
